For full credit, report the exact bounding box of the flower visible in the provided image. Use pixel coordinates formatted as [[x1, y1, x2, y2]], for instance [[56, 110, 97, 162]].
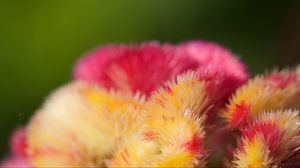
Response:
[[232, 110, 300, 167], [74, 42, 196, 96], [108, 72, 207, 167], [74, 41, 249, 124], [178, 41, 249, 104], [10, 40, 300, 168], [223, 69, 300, 129], [74, 41, 248, 99], [27, 82, 146, 167]]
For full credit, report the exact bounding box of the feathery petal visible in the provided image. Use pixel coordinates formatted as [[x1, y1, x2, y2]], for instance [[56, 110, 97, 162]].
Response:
[[233, 110, 300, 167], [109, 72, 207, 167], [74, 42, 196, 96], [233, 135, 271, 168], [27, 81, 146, 167], [178, 41, 249, 99], [106, 134, 160, 167], [74, 41, 249, 100], [178, 41, 249, 123], [224, 69, 300, 128]]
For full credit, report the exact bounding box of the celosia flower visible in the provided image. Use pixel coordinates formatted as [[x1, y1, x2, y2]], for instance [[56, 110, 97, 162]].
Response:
[[108, 72, 207, 167], [10, 40, 300, 168], [232, 110, 300, 167], [223, 69, 300, 129], [27, 82, 145, 167], [74, 42, 196, 96], [74, 41, 248, 98], [146, 72, 207, 167], [178, 41, 249, 106], [74, 41, 249, 125]]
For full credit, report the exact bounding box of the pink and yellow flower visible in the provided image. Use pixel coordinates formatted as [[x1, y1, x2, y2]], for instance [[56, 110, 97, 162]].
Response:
[[232, 110, 300, 167], [108, 72, 207, 167], [74, 41, 249, 125], [223, 69, 300, 129], [74, 42, 196, 96], [74, 41, 248, 98], [4, 40, 300, 168], [27, 82, 146, 167]]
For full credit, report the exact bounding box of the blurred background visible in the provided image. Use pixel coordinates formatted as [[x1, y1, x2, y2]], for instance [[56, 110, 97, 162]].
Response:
[[0, 0, 299, 157]]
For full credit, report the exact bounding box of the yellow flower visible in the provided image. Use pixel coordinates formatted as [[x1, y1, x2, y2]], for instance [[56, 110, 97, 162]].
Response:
[[27, 81, 146, 167]]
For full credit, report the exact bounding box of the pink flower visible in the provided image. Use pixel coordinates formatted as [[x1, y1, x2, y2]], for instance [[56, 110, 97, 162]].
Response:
[[178, 41, 249, 123], [178, 41, 248, 85], [74, 42, 196, 96], [74, 41, 249, 125], [178, 41, 249, 103], [74, 41, 249, 100]]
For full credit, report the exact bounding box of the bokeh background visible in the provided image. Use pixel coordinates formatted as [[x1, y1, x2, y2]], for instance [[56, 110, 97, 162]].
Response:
[[0, 0, 299, 157]]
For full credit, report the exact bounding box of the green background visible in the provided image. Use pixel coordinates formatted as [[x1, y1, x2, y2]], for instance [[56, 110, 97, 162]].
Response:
[[0, 0, 299, 157]]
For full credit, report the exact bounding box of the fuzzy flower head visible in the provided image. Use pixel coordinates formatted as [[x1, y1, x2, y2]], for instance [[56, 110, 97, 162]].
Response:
[[27, 82, 146, 167], [74, 41, 249, 126], [178, 41, 248, 91], [74, 42, 196, 96], [2, 40, 253, 168], [74, 41, 249, 99], [223, 69, 300, 129], [145, 72, 206, 153], [233, 110, 300, 168], [108, 72, 208, 167], [178, 41, 249, 113]]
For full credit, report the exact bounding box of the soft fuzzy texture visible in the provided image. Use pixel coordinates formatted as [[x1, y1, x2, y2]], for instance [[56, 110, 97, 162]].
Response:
[[5, 40, 300, 168], [232, 110, 300, 167], [223, 69, 300, 129], [178, 41, 249, 105], [74, 41, 249, 126], [74, 42, 196, 96], [74, 41, 249, 100], [27, 82, 146, 167], [108, 72, 207, 167]]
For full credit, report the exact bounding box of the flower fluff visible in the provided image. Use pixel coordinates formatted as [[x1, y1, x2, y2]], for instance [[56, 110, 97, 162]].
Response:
[[223, 69, 300, 129], [232, 110, 300, 168], [108, 72, 208, 167]]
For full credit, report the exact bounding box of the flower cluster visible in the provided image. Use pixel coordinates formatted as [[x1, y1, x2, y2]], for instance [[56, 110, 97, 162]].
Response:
[[1, 41, 299, 168]]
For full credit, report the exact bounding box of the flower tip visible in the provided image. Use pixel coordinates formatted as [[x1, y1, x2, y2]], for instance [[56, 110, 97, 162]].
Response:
[[232, 110, 300, 167], [178, 40, 249, 83], [73, 42, 195, 96]]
